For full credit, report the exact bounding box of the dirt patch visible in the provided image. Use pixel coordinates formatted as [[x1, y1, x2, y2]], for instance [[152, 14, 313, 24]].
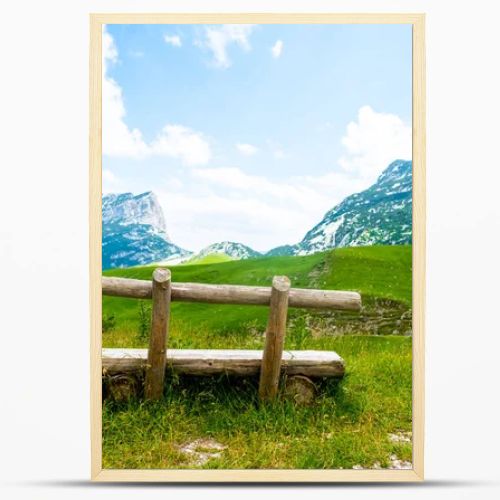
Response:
[[177, 438, 227, 466], [388, 454, 412, 469], [352, 454, 412, 470], [388, 431, 412, 443], [289, 298, 412, 337], [307, 258, 331, 288]]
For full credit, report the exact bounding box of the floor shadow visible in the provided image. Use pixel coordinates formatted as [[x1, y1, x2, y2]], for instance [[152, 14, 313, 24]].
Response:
[[16, 479, 499, 489]]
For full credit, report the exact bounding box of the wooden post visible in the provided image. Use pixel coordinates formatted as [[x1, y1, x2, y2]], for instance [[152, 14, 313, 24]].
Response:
[[144, 268, 171, 400], [259, 276, 291, 402]]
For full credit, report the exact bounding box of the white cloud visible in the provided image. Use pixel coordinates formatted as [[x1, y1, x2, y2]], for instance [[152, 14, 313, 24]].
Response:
[[102, 27, 149, 158], [102, 27, 211, 165], [338, 105, 411, 184], [271, 40, 283, 58], [176, 167, 347, 251], [236, 143, 258, 156], [102, 169, 121, 194], [160, 160, 382, 251], [102, 169, 116, 183], [193, 167, 274, 195], [151, 125, 212, 166], [192, 167, 358, 213], [102, 27, 117, 64], [197, 24, 255, 68], [158, 187, 319, 253], [164, 34, 182, 47]]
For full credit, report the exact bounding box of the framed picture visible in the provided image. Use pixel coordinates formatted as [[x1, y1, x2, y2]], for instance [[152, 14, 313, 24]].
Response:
[[90, 13, 425, 482]]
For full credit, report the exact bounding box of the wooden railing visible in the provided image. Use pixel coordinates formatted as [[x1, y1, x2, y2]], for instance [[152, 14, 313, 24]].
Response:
[[102, 269, 362, 402]]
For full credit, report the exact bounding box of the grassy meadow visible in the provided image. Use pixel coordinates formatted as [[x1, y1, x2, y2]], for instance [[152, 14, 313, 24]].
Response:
[[102, 245, 413, 469]]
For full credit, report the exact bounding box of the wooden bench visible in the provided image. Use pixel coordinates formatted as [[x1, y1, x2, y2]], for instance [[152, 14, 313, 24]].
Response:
[[102, 269, 361, 404], [103, 348, 346, 377]]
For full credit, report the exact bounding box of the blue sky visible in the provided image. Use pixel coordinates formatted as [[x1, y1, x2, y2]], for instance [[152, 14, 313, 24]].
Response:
[[103, 23, 412, 252]]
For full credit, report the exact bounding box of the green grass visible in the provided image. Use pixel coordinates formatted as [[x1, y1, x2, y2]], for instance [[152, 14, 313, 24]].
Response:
[[322, 245, 412, 306], [182, 252, 235, 265], [103, 245, 412, 348], [103, 336, 412, 469], [102, 245, 413, 469]]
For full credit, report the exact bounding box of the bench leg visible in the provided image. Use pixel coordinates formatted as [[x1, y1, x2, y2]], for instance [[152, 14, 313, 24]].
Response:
[[105, 374, 140, 402], [283, 375, 317, 406], [259, 276, 291, 402], [144, 268, 172, 400]]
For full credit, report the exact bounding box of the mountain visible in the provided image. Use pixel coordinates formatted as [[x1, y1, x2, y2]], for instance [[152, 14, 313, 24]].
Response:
[[265, 244, 296, 257], [102, 161, 411, 268], [102, 191, 191, 269], [267, 159, 412, 256], [195, 241, 262, 261], [103, 191, 170, 237]]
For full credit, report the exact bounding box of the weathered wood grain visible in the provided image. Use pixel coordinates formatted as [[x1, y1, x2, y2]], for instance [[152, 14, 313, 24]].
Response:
[[101, 277, 152, 299], [105, 374, 140, 402], [284, 375, 317, 406], [102, 349, 345, 378], [102, 276, 361, 310], [259, 276, 290, 401], [144, 269, 171, 400]]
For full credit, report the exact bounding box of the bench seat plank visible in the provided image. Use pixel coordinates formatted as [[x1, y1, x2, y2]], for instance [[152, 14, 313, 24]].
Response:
[[102, 348, 345, 378]]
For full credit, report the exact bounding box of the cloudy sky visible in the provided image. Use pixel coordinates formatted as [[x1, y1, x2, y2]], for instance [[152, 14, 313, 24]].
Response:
[[102, 23, 412, 253]]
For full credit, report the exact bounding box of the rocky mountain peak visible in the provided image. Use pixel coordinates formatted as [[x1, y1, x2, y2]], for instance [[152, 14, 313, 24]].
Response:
[[102, 191, 191, 269], [103, 191, 170, 241], [266, 159, 413, 256]]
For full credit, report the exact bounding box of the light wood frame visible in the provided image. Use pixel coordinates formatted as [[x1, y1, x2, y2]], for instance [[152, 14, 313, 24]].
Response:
[[90, 12, 425, 482]]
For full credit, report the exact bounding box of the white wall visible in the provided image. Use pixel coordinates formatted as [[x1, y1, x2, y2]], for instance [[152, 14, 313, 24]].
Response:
[[1, 1, 499, 499]]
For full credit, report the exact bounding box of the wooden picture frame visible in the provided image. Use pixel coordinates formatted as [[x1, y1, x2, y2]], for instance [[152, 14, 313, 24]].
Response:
[[90, 12, 425, 482]]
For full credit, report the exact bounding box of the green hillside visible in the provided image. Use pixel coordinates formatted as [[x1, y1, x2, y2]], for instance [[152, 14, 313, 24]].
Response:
[[103, 245, 412, 349], [182, 252, 234, 265]]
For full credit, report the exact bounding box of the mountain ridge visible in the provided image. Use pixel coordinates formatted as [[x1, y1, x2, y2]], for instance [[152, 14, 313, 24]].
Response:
[[102, 159, 412, 268], [266, 159, 412, 256], [195, 241, 262, 261], [102, 191, 191, 269]]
